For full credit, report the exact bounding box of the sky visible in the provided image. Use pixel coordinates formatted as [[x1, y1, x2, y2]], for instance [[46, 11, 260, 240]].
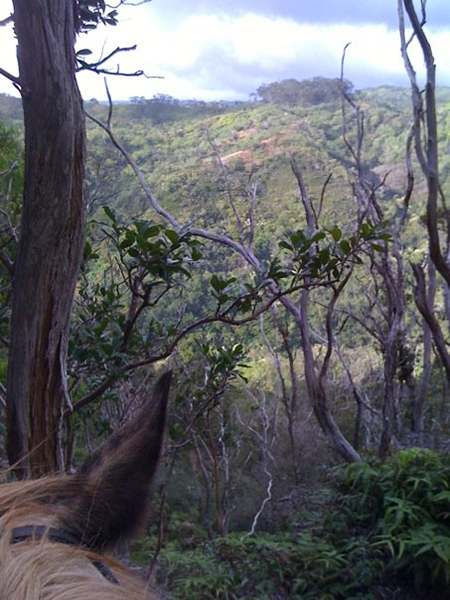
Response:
[[1, 1, 450, 101]]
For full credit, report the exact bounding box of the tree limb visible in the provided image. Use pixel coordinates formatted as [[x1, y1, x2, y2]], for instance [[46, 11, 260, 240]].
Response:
[[0, 67, 20, 87]]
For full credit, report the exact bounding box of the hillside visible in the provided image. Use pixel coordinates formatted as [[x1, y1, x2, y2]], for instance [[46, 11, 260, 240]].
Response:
[[1, 83, 448, 355], [2, 81, 450, 599], [3, 85, 450, 234], [79, 85, 449, 240]]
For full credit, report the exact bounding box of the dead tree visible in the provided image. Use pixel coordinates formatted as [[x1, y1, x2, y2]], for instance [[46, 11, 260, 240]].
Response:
[[339, 52, 411, 457], [290, 160, 361, 463], [400, 0, 450, 287], [399, 0, 450, 393]]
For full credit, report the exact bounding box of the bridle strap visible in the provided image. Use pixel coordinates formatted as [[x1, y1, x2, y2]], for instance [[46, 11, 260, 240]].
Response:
[[10, 525, 120, 585], [11, 525, 81, 546]]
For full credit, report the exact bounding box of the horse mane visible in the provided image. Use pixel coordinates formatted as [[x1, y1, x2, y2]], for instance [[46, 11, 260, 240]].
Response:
[[0, 477, 157, 599]]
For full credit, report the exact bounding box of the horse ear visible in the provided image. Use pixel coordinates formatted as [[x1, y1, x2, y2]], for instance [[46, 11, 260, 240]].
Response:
[[65, 371, 172, 549]]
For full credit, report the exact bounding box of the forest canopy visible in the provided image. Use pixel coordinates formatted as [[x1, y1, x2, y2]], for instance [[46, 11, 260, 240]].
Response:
[[256, 77, 354, 106]]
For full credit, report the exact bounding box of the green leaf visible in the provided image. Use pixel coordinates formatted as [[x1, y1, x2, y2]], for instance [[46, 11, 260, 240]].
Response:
[[319, 248, 330, 265], [330, 227, 342, 242], [434, 544, 450, 562], [136, 235, 149, 251], [191, 247, 202, 261], [311, 231, 326, 243], [210, 275, 223, 292], [165, 229, 180, 245], [432, 491, 450, 502], [144, 225, 161, 238], [103, 206, 116, 222], [119, 238, 134, 250], [290, 230, 305, 247], [210, 275, 236, 292], [279, 240, 294, 251], [339, 240, 351, 254]]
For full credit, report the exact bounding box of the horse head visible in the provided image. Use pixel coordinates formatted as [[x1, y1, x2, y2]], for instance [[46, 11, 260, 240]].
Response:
[[0, 371, 172, 599]]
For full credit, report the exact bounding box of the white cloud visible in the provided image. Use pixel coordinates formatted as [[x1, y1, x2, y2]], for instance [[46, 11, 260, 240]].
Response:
[[0, 2, 19, 96], [74, 9, 441, 99]]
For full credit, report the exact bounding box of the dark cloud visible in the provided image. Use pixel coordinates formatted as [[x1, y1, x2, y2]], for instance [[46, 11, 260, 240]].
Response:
[[152, 0, 450, 29]]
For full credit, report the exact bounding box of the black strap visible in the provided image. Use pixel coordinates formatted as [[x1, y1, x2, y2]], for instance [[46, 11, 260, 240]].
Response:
[[10, 525, 120, 585], [11, 525, 81, 546]]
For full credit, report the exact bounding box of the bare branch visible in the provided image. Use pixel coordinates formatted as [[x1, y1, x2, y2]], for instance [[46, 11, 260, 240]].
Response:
[[318, 173, 332, 222], [318, 268, 353, 386], [412, 262, 450, 384], [0, 67, 20, 88], [77, 45, 137, 70], [76, 44, 163, 79], [400, 0, 450, 286], [247, 180, 258, 249], [107, 0, 152, 7], [0, 15, 13, 27], [291, 157, 317, 229], [205, 128, 245, 244], [340, 43, 364, 172], [67, 285, 311, 416]]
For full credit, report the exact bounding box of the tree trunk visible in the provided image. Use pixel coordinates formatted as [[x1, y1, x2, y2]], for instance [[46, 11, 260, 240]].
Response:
[[413, 259, 436, 442], [290, 159, 360, 463], [299, 290, 361, 463], [379, 315, 401, 458], [7, 0, 86, 475], [413, 264, 450, 386]]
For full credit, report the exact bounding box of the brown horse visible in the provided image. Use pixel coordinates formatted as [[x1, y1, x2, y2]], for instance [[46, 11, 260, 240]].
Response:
[[0, 372, 172, 600]]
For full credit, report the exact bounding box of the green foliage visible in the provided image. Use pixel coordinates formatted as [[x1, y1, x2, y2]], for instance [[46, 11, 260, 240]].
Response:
[[70, 208, 202, 381], [101, 206, 202, 281], [200, 341, 249, 386], [338, 449, 450, 595], [128, 95, 234, 124], [0, 120, 23, 212], [0, 121, 23, 351], [277, 220, 391, 282], [1, 86, 449, 600], [143, 526, 383, 599], [132, 451, 449, 599], [75, 0, 118, 33], [203, 220, 390, 323]]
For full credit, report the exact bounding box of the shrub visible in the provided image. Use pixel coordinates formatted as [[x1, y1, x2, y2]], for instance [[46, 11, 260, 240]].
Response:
[[338, 449, 450, 595], [133, 450, 448, 599], [145, 530, 384, 599]]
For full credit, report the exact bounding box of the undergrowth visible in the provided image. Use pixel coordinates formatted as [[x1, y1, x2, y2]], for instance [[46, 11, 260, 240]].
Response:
[[132, 449, 450, 599]]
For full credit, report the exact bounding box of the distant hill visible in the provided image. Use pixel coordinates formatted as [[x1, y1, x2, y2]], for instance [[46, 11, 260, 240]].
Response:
[[2, 82, 449, 245], [0, 94, 22, 123]]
